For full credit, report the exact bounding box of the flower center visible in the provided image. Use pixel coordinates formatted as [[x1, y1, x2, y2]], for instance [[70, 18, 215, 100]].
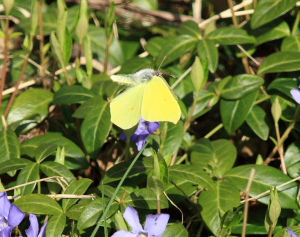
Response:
[[0, 216, 8, 231], [139, 234, 148, 237]]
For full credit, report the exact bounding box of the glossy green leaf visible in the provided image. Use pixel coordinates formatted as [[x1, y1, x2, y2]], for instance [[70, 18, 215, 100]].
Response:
[[21, 133, 88, 170], [66, 201, 92, 220], [281, 36, 300, 52], [164, 223, 189, 237], [255, 21, 290, 46], [258, 52, 300, 75], [191, 138, 237, 177], [169, 165, 215, 190], [0, 158, 32, 174], [178, 20, 201, 38], [285, 141, 300, 178], [50, 32, 65, 68], [123, 188, 169, 209], [157, 35, 197, 67], [191, 90, 219, 119], [35, 143, 58, 163], [15, 194, 63, 215], [225, 164, 298, 209], [53, 85, 95, 104], [73, 96, 103, 119], [271, 97, 282, 123], [207, 27, 256, 45], [148, 175, 165, 198], [267, 78, 298, 97], [220, 74, 264, 100], [197, 39, 218, 73], [246, 105, 269, 140], [77, 198, 119, 230], [7, 89, 53, 130], [81, 100, 111, 156], [221, 90, 257, 134], [265, 188, 281, 229], [46, 213, 66, 237], [62, 178, 93, 211], [16, 163, 40, 195], [251, 0, 297, 29], [145, 37, 167, 57], [0, 129, 20, 164], [191, 56, 204, 91], [160, 121, 184, 157], [40, 161, 75, 183]]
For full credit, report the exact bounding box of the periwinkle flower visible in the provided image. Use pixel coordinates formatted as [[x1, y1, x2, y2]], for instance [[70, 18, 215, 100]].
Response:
[[24, 214, 47, 237], [286, 228, 299, 237], [121, 118, 160, 151], [0, 192, 25, 237], [111, 206, 169, 237], [290, 88, 300, 104]]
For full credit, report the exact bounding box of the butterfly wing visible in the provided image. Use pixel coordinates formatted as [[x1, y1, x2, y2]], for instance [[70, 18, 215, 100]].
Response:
[[111, 75, 138, 86], [110, 83, 146, 129], [142, 76, 181, 123]]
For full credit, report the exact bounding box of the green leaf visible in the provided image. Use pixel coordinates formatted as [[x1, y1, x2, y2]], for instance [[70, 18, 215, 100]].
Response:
[[251, 0, 297, 29], [220, 74, 264, 100], [66, 201, 92, 220], [62, 178, 93, 211], [0, 129, 20, 164], [281, 36, 300, 52], [178, 20, 201, 38], [76, 0, 88, 44], [169, 165, 215, 190], [160, 121, 184, 157], [81, 100, 111, 156], [198, 181, 240, 236], [224, 164, 299, 209], [0, 158, 32, 175], [40, 161, 75, 183], [246, 105, 269, 140], [77, 198, 119, 230], [255, 21, 290, 46], [191, 56, 204, 91], [50, 32, 65, 68], [53, 85, 96, 104], [197, 39, 219, 73], [285, 141, 300, 178], [123, 188, 169, 209], [132, 0, 158, 10], [221, 90, 257, 134], [21, 133, 88, 170], [157, 35, 197, 67], [148, 175, 165, 198], [83, 36, 93, 76], [191, 138, 237, 177], [207, 27, 256, 45], [16, 163, 40, 195], [258, 52, 300, 75], [267, 78, 298, 97], [164, 223, 189, 237], [35, 143, 58, 163], [191, 90, 219, 119], [271, 96, 282, 123], [73, 96, 104, 119], [46, 213, 66, 237], [146, 37, 167, 58], [3, 0, 14, 15], [7, 89, 53, 131], [14, 194, 63, 215], [265, 188, 281, 230]]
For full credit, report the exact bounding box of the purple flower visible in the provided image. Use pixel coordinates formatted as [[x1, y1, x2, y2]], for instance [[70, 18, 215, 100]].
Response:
[[111, 206, 169, 237], [0, 192, 25, 237], [291, 89, 300, 104], [24, 214, 47, 237], [121, 118, 160, 151], [286, 228, 299, 237]]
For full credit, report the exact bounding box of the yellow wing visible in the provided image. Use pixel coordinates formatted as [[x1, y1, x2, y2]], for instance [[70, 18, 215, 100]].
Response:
[[110, 83, 145, 129], [141, 76, 181, 123]]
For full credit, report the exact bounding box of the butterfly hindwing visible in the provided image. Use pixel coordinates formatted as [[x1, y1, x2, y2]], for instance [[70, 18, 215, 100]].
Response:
[[142, 76, 181, 123], [110, 83, 146, 129]]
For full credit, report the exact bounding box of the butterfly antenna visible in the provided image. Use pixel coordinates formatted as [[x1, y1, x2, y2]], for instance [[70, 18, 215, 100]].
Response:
[[157, 56, 167, 71]]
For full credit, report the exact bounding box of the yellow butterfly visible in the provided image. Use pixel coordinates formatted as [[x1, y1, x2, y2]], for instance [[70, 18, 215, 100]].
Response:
[[110, 69, 181, 130]]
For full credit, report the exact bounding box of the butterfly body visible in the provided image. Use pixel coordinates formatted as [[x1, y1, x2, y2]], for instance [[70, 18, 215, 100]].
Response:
[[110, 69, 181, 129]]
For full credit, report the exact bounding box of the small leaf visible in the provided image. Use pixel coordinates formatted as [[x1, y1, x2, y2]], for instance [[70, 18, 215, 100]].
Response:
[[281, 36, 300, 52], [164, 223, 189, 237], [178, 20, 201, 38], [251, 0, 297, 29], [148, 175, 165, 198], [197, 39, 218, 73], [3, 0, 14, 15], [76, 0, 89, 44], [50, 32, 65, 68], [265, 188, 281, 230], [0, 159, 32, 175], [271, 97, 282, 124], [40, 161, 74, 184], [246, 105, 269, 140], [207, 27, 256, 45], [220, 74, 264, 100], [0, 129, 20, 164], [146, 37, 167, 57], [258, 52, 300, 75], [53, 85, 95, 104], [14, 194, 63, 215], [16, 163, 40, 195], [46, 213, 66, 237], [191, 56, 204, 91]]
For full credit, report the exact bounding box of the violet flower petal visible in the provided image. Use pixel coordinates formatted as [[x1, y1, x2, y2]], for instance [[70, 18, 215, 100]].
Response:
[[111, 229, 137, 237], [144, 214, 170, 236], [7, 204, 25, 228], [0, 226, 12, 237], [0, 192, 10, 218], [37, 222, 48, 237], [123, 206, 143, 234], [291, 89, 300, 104], [147, 122, 160, 134], [286, 228, 299, 237], [25, 214, 39, 237]]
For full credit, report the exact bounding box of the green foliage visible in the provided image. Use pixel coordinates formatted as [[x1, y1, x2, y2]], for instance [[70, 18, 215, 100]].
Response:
[[1, 0, 300, 236]]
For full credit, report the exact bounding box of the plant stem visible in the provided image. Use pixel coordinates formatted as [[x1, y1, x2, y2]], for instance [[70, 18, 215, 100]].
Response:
[[292, 7, 300, 36]]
